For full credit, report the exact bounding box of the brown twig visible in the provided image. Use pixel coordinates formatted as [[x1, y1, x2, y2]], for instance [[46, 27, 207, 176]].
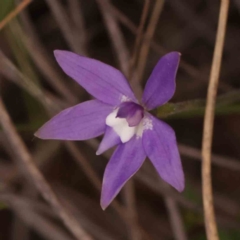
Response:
[[54, 185, 121, 240], [0, 50, 59, 113], [0, 193, 74, 240], [128, 0, 150, 99], [0, 98, 92, 240], [96, 0, 130, 75], [11, 183, 37, 240], [201, 0, 229, 239], [136, 0, 165, 82], [68, 0, 87, 51], [17, 11, 78, 104], [178, 144, 240, 172], [108, 3, 231, 93], [123, 181, 141, 240], [128, 169, 240, 231], [11, 216, 30, 240], [0, 0, 32, 31], [164, 190, 188, 240], [128, 0, 150, 80], [44, 0, 85, 55]]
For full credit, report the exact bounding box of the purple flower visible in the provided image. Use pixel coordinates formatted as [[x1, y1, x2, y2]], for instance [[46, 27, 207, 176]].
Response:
[[35, 50, 184, 210]]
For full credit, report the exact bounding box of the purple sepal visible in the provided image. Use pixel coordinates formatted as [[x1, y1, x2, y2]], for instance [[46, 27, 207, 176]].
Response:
[[35, 100, 113, 140], [54, 50, 137, 106], [142, 52, 180, 110], [101, 136, 146, 210], [143, 115, 184, 191], [96, 127, 121, 155], [116, 102, 144, 127]]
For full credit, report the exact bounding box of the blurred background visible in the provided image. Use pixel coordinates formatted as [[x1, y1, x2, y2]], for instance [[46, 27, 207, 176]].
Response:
[[0, 0, 240, 239]]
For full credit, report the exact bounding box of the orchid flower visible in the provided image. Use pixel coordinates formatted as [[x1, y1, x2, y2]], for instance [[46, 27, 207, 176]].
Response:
[[35, 50, 184, 210]]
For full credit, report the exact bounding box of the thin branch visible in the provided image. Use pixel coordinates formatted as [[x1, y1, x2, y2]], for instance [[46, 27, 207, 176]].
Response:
[[65, 142, 102, 190], [108, 5, 137, 33], [44, 0, 86, 55], [129, 0, 150, 99], [68, 0, 87, 51], [0, 0, 32, 31], [96, 0, 130, 75], [0, 193, 74, 240], [66, 141, 145, 238], [107, 3, 230, 92], [0, 50, 59, 113], [164, 187, 187, 240], [0, 141, 61, 184], [136, 0, 165, 82], [139, 163, 238, 232], [11, 216, 30, 240], [54, 185, 120, 240], [129, 0, 150, 80], [201, 0, 229, 240], [179, 144, 240, 172], [0, 98, 92, 240], [18, 11, 78, 104], [123, 181, 141, 240]]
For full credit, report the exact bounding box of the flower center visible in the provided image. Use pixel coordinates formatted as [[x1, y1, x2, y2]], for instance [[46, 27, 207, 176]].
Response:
[[116, 102, 144, 127], [105, 102, 145, 143]]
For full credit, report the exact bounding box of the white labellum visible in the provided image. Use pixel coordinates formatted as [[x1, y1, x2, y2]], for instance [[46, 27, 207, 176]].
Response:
[[106, 109, 153, 143]]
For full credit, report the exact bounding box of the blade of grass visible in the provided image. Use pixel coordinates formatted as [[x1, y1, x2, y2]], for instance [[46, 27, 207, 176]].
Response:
[[0, 0, 31, 31]]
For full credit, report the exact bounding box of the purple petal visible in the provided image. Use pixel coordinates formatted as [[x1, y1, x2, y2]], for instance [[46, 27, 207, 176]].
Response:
[[101, 137, 146, 209], [142, 52, 180, 110], [96, 127, 121, 155], [116, 102, 144, 127], [54, 50, 137, 106], [142, 115, 184, 191], [35, 100, 113, 140]]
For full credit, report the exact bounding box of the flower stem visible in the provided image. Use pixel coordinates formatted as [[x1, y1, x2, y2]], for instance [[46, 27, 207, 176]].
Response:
[[154, 90, 240, 119]]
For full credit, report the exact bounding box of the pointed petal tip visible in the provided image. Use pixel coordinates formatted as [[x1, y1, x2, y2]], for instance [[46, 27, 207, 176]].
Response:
[[96, 151, 101, 156], [34, 130, 42, 139], [53, 49, 60, 56], [179, 180, 185, 192], [169, 175, 184, 192], [176, 182, 185, 192], [169, 51, 181, 58], [100, 199, 108, 211], [100, 204, 107, 211], [34, 129, 47, 140], [174, 171, 185, 192], [142, 51, 181, 110], [53, 49, 67, 59], [174, 51, 181, 56]]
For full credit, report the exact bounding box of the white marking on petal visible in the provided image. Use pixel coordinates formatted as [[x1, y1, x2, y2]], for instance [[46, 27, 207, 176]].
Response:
[[106, 109, 136, 143], [135, 117, 152, 138], [136, 120, 144, 138], [120, 95, 131, 102], [143, 117, 153, 130]]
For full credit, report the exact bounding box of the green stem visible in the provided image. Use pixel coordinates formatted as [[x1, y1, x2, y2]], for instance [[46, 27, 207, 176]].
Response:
[[154, 90, 240, 119]]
